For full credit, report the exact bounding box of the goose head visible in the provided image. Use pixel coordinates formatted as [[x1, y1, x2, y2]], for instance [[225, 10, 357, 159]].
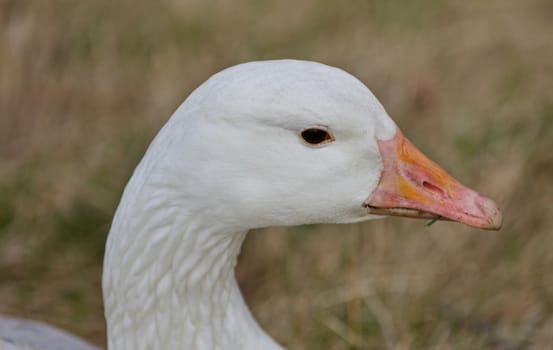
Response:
[[152, 59, 501, 230], [104, 59, 502, 350]]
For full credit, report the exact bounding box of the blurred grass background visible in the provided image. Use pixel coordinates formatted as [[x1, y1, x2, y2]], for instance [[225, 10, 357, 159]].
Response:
[[0, 0, 552, 349]]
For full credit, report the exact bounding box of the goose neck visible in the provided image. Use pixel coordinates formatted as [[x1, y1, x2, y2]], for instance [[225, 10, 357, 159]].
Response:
[[103, 200, 282, 350]]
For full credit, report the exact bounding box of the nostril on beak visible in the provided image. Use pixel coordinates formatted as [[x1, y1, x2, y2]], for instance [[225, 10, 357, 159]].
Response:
[[422, 181, 446, 198]]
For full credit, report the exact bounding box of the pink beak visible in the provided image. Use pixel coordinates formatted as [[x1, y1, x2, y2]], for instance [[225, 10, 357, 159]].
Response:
[[364, 129, 502, 230]]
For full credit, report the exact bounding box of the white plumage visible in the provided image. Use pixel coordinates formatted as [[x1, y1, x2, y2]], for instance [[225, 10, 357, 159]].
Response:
[[1, 60, 500, 350]]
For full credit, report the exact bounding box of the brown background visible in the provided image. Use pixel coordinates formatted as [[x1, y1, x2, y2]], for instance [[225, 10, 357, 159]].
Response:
[[1, 0, 552, 348]]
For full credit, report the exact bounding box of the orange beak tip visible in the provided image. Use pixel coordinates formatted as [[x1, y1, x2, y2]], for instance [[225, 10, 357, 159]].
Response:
[[366, 129, 503, 231]]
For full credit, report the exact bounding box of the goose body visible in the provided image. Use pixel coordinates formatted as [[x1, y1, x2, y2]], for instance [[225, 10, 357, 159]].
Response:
[[0, 316, 100, 350], [1, 60, 501, 350]]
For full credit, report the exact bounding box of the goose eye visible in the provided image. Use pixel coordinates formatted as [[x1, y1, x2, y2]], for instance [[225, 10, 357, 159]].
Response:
[[300, 127, 335, 146]]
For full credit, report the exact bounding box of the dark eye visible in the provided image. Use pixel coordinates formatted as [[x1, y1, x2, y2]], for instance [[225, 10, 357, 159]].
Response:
[[300, 126, 335, 146]]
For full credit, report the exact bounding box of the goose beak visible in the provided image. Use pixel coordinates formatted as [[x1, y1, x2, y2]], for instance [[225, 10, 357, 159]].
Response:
[[364, 129, 502, 230]]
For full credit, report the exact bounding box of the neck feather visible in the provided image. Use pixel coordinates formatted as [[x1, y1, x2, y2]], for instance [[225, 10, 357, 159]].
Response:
[[103, 175, 283, 350]]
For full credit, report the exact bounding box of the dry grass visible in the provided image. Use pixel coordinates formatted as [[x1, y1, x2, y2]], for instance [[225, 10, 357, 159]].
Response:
[[1, 0, 552, 348]]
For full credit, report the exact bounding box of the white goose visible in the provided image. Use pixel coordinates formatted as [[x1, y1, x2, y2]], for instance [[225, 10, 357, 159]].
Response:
[[1, 60, 501, 350]]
